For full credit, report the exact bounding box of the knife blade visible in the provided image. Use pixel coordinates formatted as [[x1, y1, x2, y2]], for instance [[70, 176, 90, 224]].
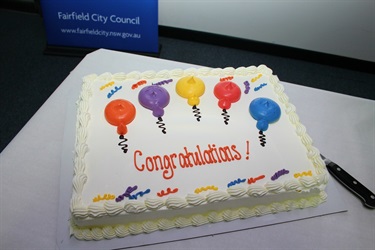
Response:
[[320, 154, 375, 209]]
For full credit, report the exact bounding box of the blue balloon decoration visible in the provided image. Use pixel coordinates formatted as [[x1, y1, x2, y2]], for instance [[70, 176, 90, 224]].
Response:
[[249, 98, 281, 131]]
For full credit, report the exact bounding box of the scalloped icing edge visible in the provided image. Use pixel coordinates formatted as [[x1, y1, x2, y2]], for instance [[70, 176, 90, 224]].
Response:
[[71, 190, 327, 240], [71, 65, 328, 240]]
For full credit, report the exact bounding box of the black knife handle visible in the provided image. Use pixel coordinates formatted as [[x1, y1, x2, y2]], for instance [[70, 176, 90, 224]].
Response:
[[326, 162, 375, 209]]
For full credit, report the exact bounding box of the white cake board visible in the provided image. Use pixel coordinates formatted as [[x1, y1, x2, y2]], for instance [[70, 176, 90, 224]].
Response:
[[57, 82, 347, 250]]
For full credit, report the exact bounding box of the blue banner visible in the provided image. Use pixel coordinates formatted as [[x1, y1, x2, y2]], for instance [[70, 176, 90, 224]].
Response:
[[40, 0, 158, 53]]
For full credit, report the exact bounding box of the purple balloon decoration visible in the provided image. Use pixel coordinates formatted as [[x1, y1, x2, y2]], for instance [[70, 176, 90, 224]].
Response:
[[138, 85, 170, 117]]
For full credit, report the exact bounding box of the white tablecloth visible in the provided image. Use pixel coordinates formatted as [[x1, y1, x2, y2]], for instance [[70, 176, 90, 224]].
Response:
[[1, 49, 374, 250]]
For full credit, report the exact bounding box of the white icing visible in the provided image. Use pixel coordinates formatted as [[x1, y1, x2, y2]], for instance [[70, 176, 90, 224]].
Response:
[[124, 201, 147, 214], [144, 197, 164, 210], [165, 196, 188, 209], [102, 226, 116, 239], [227, 186, 247, 197], [264, 182, 284, 193], [142, 221, 159, 233], [270, 202, 285, 214], [222, 209, 240, 221], [88, 203, 106, 218], [284, 179, 301, 191], [128, 223, 143, 235], [186, 193, 206, 206], [238, 207, 256, 219], [103, 201, 123, 215], [191, 214, 209, 226], [174, 217, 192, 228], [114, 225, 129, 238], [91, 227, 104, 240], [157, 219, 175, 230], [247, 185, 268, 197], [207, 211, 223, 223], [206, 191, 230, 203], [70, 65, 328, 240]]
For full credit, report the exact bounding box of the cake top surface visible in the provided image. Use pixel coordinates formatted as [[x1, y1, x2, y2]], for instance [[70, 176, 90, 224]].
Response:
[[72, 65, 327, 217]]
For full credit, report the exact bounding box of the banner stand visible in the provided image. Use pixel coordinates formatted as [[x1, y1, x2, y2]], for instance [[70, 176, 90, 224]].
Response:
[[43, 44, 162, 58], [40, 0, 159, 57]]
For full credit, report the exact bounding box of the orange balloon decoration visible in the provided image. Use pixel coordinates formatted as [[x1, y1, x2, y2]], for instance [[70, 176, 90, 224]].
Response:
[[104, 99, 136, 135]]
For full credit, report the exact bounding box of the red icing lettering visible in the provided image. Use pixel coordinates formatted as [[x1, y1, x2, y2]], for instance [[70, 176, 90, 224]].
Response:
[[231, 144, 242, 160], [203, 147, 216, 164], [134, 150, 144, 171], [162, 154, 177, 179], [183, 147, 194, 167], [209, 144, 221, 163], [145, 156, 155, 171], [134, 150, 177, 179], [178, 152, 189, 168], [133, 142, 246, 180]]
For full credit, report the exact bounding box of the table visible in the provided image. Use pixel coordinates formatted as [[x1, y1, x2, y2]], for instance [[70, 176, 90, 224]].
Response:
[[1, 49, 374, 250]]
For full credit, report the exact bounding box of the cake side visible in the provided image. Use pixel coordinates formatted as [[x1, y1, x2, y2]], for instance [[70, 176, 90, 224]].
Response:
[[70, 65, 328, 240]]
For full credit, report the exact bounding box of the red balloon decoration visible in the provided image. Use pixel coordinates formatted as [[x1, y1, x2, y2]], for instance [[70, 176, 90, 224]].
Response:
[[214, 81, 241, 110]]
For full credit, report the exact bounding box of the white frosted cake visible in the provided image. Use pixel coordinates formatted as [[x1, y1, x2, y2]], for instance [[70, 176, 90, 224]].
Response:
[[71, 65, 328, 240]]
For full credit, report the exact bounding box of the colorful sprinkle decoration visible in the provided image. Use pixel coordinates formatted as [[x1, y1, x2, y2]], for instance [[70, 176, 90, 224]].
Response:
[[251, 74, 262, 82], [220, 76, 234, 82], [254, 83, 267, 92], [100, 81, 115, 90], [152, 79, 173, 86], [271, 169, 290, 181], [243, 80, 250, 94], [157, 187, 178, 197], [107, 86, 122, 98], [294, 170, 312, 178], [248, 175, 265, 184], [93, 194, 116, 202], [194, 185, 218, 194], [116, 185, 138, 202], [128, 189, 151, 200], [227, 178, 246, 188], [131, 80, 147, 89]]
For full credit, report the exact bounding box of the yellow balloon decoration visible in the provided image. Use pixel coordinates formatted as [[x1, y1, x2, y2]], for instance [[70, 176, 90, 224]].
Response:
[[176, 76, 205, 106]]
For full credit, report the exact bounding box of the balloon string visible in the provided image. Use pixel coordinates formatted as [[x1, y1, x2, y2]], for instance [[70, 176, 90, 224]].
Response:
[[156, 117, 167, 134], [221, 109, 230, 125], [258, 131, 266, 147], [192, 105, 201, 122], [118, 135, 129, 153]]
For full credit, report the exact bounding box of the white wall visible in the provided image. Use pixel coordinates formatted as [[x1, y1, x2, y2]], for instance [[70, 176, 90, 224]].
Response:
[[159, 0, 375, 62]]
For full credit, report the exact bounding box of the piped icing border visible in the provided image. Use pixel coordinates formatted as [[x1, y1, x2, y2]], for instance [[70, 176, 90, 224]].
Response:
[[71, 190, 327, 240], [71, 65, 328, 239]]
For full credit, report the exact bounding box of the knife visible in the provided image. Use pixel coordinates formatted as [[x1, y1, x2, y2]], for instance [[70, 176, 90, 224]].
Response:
[[320, 154, 375, 209]]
